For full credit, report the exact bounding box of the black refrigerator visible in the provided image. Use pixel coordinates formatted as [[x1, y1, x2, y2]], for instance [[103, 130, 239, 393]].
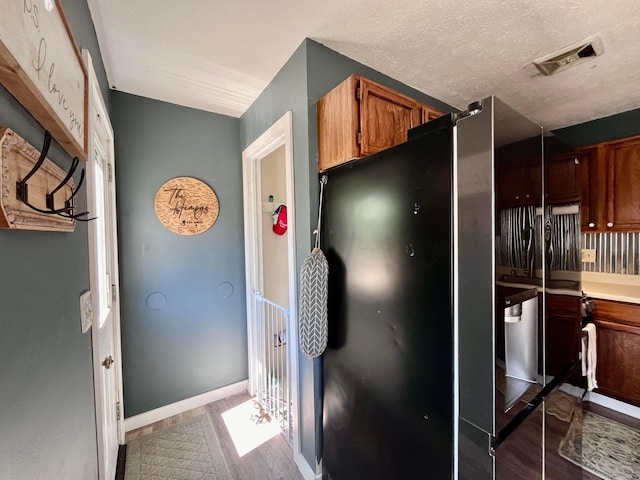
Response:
[[321, 96, 582, 480]]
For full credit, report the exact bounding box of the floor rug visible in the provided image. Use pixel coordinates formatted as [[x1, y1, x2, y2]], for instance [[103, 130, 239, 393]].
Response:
[[558, 410, 640, 480], [495, 369, 578, 423], [125, 414, 232, 480]]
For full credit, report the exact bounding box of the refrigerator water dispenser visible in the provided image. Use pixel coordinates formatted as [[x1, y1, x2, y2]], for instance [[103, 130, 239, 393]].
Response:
[[503, 288, 538, 411]]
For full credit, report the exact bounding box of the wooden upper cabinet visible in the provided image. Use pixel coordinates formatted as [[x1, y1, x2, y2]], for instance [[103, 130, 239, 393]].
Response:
[[545, 152, 581, 205], [421, 105, 444, 124], [317, 75, 360, 172], [317, 74, 441, 172], [358, 77, 422, 157], [579, 146, 602, 231], [578, 135, 640, 232], [605, 136, 640, 231], [495, 157, 541, 209]]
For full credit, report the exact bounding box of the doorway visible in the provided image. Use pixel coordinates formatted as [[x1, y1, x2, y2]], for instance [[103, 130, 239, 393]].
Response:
[[242, 112, 305, 470], [83, 50, 124, 480]]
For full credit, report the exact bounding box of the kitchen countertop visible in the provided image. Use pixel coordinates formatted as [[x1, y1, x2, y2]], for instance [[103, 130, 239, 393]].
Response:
[[495, 271, 640, 304], [495, 280, 581, 297], [582, 272, 640, 304]]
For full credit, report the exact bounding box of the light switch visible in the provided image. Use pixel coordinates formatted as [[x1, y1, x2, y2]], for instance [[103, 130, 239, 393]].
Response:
[[581, 249, 596, 263], [80, 290, 93, 333]]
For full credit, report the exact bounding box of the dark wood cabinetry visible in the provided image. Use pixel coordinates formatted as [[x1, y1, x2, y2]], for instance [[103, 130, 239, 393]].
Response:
[[495, 158, 541, 210], [579, 135, 640, 232], [579, 146, 601, 230], [495, 138, 584, 210], [592, 299, 640, 406], [422, 105, 444, 123], [545, 293, 582, 377], [545, 152, 581, 205], [317, 74, 442, 171], [605, 137, 640, 231]]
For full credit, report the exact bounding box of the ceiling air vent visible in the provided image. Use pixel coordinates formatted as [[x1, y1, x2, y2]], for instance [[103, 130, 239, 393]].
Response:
[[527, 35, 604, 76]]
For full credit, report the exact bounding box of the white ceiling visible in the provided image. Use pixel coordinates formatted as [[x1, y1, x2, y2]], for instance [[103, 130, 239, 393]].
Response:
[[88, 0, 640, 130]]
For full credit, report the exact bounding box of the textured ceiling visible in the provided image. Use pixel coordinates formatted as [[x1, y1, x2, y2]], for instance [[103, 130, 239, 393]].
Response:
[[88, 0, 640, 129]]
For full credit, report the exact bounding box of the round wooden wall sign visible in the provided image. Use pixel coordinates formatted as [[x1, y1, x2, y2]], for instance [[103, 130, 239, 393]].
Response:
[[154, 177, 219, 235]]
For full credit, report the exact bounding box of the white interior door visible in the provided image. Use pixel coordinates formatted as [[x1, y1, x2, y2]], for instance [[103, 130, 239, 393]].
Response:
[[83, 50, 123, 480]]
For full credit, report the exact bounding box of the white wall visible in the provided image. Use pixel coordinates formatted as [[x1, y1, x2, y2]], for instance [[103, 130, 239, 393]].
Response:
[[261, 146, 290, 308]]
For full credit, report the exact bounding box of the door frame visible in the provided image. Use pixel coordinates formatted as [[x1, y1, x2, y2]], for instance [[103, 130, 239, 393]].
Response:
[[242, 112, 307, 474], [83, 49, 125, 478]]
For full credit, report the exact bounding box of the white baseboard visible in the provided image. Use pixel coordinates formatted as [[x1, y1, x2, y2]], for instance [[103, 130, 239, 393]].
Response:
[[294, 451, 319, 480], [124, 380, 248, 432], [587, 390, 640, 420], [558, 382, 640, 420]]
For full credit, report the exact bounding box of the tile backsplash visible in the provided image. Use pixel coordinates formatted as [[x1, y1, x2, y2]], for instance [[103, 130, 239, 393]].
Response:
[[582, 232, 640, 275]]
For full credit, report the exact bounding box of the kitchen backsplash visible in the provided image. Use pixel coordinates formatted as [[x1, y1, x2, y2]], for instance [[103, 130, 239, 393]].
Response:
[[497, 206, 581, 272], [582, 232, 640, 275]]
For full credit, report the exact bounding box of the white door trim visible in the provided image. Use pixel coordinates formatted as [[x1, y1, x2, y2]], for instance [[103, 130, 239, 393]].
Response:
[[83, 49, 125, 478], [242, 112, 309, 476]]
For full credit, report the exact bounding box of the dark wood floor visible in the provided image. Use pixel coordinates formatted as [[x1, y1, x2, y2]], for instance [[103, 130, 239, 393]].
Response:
[[124, 392, 304, 480], [123, 389, 639, 480], [497, 388, 640, 479]]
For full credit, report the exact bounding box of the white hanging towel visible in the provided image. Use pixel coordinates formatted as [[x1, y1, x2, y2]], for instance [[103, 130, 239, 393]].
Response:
[[581, 323, 598, 391], [299, 177, 329, 359]]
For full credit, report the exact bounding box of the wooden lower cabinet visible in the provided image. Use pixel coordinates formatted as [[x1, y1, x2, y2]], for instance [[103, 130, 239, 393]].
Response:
[[545, 293, 582, 377], [592, 299, 640, 406]]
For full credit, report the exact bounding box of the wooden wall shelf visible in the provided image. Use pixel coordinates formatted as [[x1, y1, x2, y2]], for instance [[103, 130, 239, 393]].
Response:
[[0, 127, 75, 232]]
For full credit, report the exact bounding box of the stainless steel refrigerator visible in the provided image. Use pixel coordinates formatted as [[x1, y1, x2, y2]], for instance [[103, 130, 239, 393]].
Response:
[[321, 96, 583, 479]]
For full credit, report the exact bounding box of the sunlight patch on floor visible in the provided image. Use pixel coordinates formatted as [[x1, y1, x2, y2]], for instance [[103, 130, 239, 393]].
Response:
[[221, 398, 281, 457]]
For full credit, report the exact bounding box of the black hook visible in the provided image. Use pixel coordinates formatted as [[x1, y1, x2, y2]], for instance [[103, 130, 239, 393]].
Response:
[[46, 156, 79, 210], [55, 168, 97, 221], [16, 130, 96, 221], [16, 131, 52, 205]]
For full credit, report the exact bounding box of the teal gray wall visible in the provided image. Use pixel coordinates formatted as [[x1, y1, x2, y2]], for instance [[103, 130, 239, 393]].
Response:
[[239, 41, 319, 467], [239, 38, 458, 470], [111, 92, 247, 417], [0, 0, 107, 478], [553, 107, 640, 147]]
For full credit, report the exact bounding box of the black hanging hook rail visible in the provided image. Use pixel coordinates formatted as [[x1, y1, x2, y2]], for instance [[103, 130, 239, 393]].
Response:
[[15, 130, 96, 221]]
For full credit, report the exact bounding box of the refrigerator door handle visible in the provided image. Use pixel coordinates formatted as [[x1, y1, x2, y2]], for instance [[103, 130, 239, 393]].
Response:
[[491, 360, 578, 453]]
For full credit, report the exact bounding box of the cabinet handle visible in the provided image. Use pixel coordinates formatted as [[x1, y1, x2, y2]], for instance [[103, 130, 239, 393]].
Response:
[[588, 222, 595, 228], [607, 222, 614, 228], [525, 193, 530, 198], [515, 195, 520, 200]]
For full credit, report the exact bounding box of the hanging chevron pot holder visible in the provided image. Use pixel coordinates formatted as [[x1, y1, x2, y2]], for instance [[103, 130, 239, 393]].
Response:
[[299, 247, 329, 358]]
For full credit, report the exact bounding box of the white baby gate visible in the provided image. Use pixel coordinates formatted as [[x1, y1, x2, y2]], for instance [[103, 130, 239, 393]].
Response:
[[254, 292, 293, 444]]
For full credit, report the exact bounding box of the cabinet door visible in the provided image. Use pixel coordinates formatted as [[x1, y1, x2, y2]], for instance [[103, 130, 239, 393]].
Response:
[[496, 161, 525, 209], [592, 300, 640, 406], [495, 159, 540, 209], [421, 105, 444, 124], [605, 137, 640, 231], [545, 294, 581, 377], [317, 75, 360, 172], [546, 153, 580, 204], [579, 147, 602, 231], [595, 320, 640, 406], [546, 315, 581, 375], [359, 78, 422, 156], [524, 159, 542, 205]]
